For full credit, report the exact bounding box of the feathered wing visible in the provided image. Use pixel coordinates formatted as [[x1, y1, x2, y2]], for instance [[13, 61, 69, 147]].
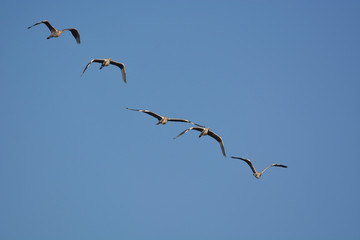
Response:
[[167, 118, 205, 127], [82, 59, 104, 75], [64, 28, 80, 44], [110, 61, 126, 83], [173, 127, 203, 139], [192, 122, 205, 127], [120, 66, 126, 83], [126, 108, 163, 121], [273, 164, 288, 168], [260, 164, 288, 174], [168, 118, 193, 124], [28, 20, 55, 32], [231, 156, 257, 174], [207, 130, 226, 156]]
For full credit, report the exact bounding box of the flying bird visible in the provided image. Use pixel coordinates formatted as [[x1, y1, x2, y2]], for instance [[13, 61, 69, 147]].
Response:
[[82, 58, 126, 83], [231, 156, 287, 179], [28, 20, 80, 44], [126, 108, 203, 126], [174, 127, 226, 157]]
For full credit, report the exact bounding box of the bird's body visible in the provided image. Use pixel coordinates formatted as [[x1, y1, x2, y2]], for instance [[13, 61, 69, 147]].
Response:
[[99, 58, 111, 69], [126, 108, 202, 126], [231, 156, 287, 179], [82, 58, 126, 83], [158, 116, 170, 125], [174, 126, 226, 157], [28, 20, 80, 44], [198, 127, 209, 136]]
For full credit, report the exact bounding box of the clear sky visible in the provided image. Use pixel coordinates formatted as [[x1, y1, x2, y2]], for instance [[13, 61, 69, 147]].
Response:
[[1, 0, 360, 239]]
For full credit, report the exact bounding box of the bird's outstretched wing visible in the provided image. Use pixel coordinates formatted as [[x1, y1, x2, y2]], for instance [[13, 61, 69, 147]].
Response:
[[110, 61, 126, 83], [167, 118, 204, 127], [28, 20, 55, 32], [231, 156, 257, 174], [64, 28, 80, 44], [82, 59, 104, 75], [260, 164, 288, 174], [173, 127, 204, 139], [126, 108, 163, 121], [207, 130, 226, 156], [168, 118, 205, 128], [167, 118, 192, 123]]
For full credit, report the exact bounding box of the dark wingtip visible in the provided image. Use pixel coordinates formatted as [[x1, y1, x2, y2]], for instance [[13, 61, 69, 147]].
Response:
[[231, 156, 249, 161], [194, 123, 205, 128]]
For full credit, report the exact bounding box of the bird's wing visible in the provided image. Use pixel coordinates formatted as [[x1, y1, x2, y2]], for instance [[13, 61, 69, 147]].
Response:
[[110, 61, 126, 83], [63, 28, 80, 44], [273, 164, 288, 168], [207, 130, 226, 156], [173, 127, 203, 139], [126, 108, 163, 121], [193, 122, 206, 127], [82, 59, 104, 75], [231, 156, 257, 174], [190, 127, 205, 132], [167, 118, 205, 127], [167, 118, 193, 123], [28, 20, 55, 32], [260, 164, 288, 174]]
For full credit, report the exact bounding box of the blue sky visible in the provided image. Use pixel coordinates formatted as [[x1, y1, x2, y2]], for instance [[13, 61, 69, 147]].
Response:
[[1, 0, 360, 239]]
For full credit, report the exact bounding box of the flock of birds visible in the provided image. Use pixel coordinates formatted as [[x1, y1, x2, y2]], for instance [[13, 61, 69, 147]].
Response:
[[28, 20, 288, 179]]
